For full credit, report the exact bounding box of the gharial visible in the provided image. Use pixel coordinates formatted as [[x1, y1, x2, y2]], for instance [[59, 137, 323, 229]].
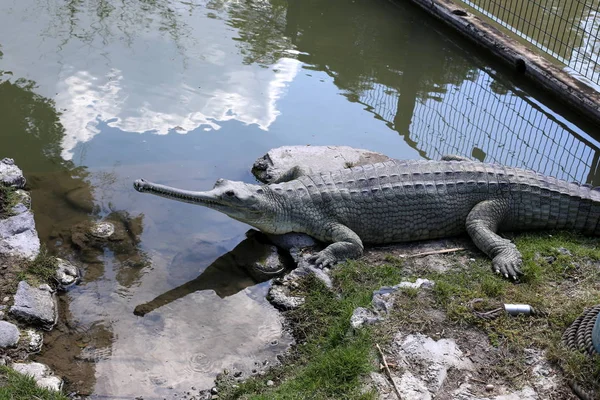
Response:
[[133, 156, 600, 280]]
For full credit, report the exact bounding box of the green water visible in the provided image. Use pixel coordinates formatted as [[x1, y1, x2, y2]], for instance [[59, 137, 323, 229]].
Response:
[[0, 0, 599, 397]]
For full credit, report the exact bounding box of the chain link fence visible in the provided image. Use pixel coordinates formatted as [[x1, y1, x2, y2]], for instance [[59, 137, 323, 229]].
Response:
[[358, 69, 600, 185], [456, 0, 600, 86]]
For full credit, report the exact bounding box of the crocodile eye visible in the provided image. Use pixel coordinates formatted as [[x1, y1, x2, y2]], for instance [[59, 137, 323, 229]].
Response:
[[225, 190, 235, 197]]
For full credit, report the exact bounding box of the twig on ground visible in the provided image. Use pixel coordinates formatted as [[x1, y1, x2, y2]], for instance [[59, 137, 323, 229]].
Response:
[[376, 343, 402, 399], [398, 247, 466, 258]]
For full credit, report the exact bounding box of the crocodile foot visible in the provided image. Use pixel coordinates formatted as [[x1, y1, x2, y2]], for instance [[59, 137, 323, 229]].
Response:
[[308, 249, 338, 269], [491, 246, 523, 280]]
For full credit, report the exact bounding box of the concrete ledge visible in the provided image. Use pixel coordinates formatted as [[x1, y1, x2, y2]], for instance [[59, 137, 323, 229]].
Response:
[[401, 0, 600, 125]]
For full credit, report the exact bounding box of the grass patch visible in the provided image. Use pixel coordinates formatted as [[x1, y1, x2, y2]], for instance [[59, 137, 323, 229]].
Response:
[[0, 366, 68, 400], [17, 247, 58, 287], [422, 231, 600, 391], [217, 260, 405, 400], [0, 185, 18, 218]]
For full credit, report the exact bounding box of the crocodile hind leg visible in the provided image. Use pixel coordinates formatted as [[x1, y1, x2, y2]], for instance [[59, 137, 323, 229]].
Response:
[[466, 199, 523, 279], [309, 223, 364, 268]]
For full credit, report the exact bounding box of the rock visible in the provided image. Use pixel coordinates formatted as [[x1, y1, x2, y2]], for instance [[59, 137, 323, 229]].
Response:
[[252, 146, 392, 183], [0, 158, 26, 188], [556, 247, 572, 256], [265, 232, 317, 252], [0, 321, 20, 348], [0, 211, 41, 259], [90, 222, 115, 239], [267, 285, 305, 310], [395, 333, 474, 391], [11, 362, 63, 391], [55, 258, 80, 290], [266, 380, 274, 386], [398, 371, 432, 400], [13, 190, 31, 209], [246, 245, 286, 279], [372, 279, 435, 314], [23, 329, 43, 353], [10, 281, 57, 330], [350, 307, 382, 329]]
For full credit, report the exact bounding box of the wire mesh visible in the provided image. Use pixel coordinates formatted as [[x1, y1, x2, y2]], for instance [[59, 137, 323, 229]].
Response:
[[357, 69, 600, 185], [456, 0, 600, 85]]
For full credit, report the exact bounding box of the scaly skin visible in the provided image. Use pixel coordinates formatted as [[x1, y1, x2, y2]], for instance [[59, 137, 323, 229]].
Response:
[[133, 158, 600, 279]]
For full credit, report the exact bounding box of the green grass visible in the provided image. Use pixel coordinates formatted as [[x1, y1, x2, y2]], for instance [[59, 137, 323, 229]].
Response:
[[16, 247, 59, 287], [219, 231, 600, 398], [420, 231, 600, 390], [0, 366, 68, 400], [0, 185, 18, 218], [217, 260, 405, 400]]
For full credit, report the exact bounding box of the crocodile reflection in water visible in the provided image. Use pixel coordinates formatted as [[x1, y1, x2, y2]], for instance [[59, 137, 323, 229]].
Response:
[[133, 231, 292, 317]]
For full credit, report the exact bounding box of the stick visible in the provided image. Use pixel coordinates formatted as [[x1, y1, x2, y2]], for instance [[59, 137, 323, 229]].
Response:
[[398, 247, 465, 258], [376, 343, 402, 399]]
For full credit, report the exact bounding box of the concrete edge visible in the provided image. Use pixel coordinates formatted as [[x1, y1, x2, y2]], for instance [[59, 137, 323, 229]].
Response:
[[400, 0, 600, 126]]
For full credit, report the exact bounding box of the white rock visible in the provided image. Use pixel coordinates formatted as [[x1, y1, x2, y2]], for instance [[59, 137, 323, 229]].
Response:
[[350, 307, 382, 329], [24, 329, 43, 353], [395, 333, 474, 392], [398, 371, 432, 400], [11, 362, 63, 392], [10, 281, 57, 330], [252, 146, 392, 183], [55, 258, 80, 289], [0, 211, 40, 259], [0, 158, 26, 188], [0, 321, 20, 348], [90, 221, 115, 238], [395, 279, 435, 290]]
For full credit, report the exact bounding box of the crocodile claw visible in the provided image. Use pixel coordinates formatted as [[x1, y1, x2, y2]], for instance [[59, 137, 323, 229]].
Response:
[[308, 250, 337, 269]]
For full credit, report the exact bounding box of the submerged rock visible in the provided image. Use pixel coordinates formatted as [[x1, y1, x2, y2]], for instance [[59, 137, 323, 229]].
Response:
[[90, 221, 115, 239], [10, 281, 57, 330], [11, 362, 63, 391], [0, 158, 26, 188], [0, 321, 20, 348], [252, 145, 392, 183], [0, 211, 40, 259], [55, 258, 80, 290]]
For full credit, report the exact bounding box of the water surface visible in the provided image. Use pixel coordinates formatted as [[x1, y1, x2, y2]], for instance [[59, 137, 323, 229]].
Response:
[[0, 0, 599, 397]]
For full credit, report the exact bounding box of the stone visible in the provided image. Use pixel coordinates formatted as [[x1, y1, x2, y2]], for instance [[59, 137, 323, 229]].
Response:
[[265, 232, 317, 252], [0, 158, 26, 188], [90, 221, 115, 239], [13, 190, 31, 209], [11, 362, 63, 391], [247, 245, 285, 278], [0, 321, 20, 347], [267, 285, 305, 310], [55, 258, 80, 290], [395, 333, 474, 391], [10, 203, 28, 215], [252, 145, 392, 183], [266, 380, 274, 386], [0, 211, 41, 259], [10, 281, 57, 330], [350, 307, 382, 329], [24, 329, 43, 353], [372, 279, 435, 314]]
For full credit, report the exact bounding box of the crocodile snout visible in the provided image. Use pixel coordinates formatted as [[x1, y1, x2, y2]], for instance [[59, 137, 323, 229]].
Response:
[[133, 179, 148, 192]]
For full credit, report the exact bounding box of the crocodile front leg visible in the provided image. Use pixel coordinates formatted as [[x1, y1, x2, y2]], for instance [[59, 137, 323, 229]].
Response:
[[466, 199, 523, 279], [309, 223, 364, 268]]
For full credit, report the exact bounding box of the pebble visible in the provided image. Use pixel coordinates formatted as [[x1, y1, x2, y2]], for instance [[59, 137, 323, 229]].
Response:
[[266, 380, 274, 386], [2, 297, 8, 303], [210, 387, 218, 395], [485, 384, 494, 392]]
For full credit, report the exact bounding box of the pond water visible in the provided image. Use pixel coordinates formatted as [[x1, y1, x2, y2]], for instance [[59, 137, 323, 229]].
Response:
[[0, 0, 599, 398]]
